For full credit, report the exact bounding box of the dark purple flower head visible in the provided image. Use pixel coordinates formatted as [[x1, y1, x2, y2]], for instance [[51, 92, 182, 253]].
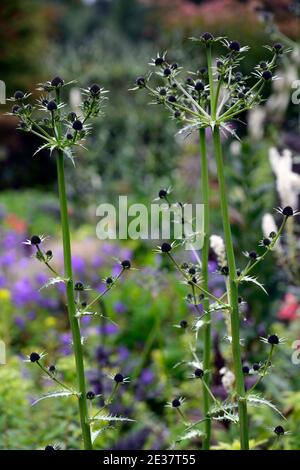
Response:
[[72, 120, 83, 131], [30, 352, 40, 362], [121, 259, 131, 270], [51, 76, 64, 87], [229, 40, 240, 52], [14, 90, 24, 100], [47, 100, 57, 111], [161, 242, 172, 253], [45, 445, 56, 451], [262, 70, 272, 80], [268, 334, 279, 345], [274, 425, 284, 436], [30, 235, 41, 245], [172, 398, 181, 408], [201, 32, 214, 41], [194, 368, 204, 378], [90, 83, 101, 95], [86, 390, 95, 400], [114, 373, 124, 383]]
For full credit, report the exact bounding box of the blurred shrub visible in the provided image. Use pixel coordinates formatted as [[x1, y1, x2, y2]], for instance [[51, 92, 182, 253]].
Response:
[[0, 0, 49, 94], [47, 29, 182, 203]]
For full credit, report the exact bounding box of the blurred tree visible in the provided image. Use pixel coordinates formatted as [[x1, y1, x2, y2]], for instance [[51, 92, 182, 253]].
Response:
[[0, 0, 48, 94]]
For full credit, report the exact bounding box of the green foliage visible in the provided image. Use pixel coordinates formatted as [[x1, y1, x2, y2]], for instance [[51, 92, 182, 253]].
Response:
[[0, 1, 47, 94]]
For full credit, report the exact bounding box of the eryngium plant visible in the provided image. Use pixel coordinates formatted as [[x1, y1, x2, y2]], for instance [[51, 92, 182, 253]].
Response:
[[9, 78, 132, 450], [133, 34, 291, 450]]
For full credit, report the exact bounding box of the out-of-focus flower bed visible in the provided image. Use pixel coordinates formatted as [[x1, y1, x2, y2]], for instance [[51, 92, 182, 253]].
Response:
[[1, 196, 300, 449]]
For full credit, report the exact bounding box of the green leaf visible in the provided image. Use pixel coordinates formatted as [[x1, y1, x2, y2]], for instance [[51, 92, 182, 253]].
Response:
[[39, 277, 65, 290], [209, 402, 239, 423], [220, 122, 241, 141], [63, 147, 76, 166], [91, 414, 135, 423], [91, 425, 112, 444], [31, 390, 79, 406], [176, 429, 205, 443], [33, 143, 51, 157], [247, 394, 285, 418], [241, 276, 268, 295]]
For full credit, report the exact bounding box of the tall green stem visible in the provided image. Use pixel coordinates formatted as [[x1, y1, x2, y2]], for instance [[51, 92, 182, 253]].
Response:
[[199, 128, 211, 449], [212, 126, 249, 450], [56, 150, 93, 450], [206, 45, 215, 117]]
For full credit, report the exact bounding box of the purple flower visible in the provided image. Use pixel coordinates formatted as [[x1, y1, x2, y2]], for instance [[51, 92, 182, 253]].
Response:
[[92, 255, 104, 269], [14, 315, 26, 329], [12, 279, 39, 307], [114, 301, 127, 314], [96, 284, 106, 295], [81, 316, 92, 325], [101, 243, 118, 256], [213, 287, 224, 297], [72, 255, 86, 275], [118, 346, 129, 361], [188, 303, 204, 314], [208, 260, 218, 272], [27, 311, 36, 320], [57, 282, 66, 295], [99, 323, 119, 335], [112, 263, 122, 277], [3, 232, 21, 250], [59, 332, 72, 355], [35, 273, 48, 286], [95, 345, 110, 365], [140, 368, 154, 385], [18, 258, 31, 270], [0, 251, 16, 267], [38, 297, 59, 310], [120, 248, 132, 260]]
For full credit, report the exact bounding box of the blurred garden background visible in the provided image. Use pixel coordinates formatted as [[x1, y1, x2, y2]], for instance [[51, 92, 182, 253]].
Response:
[[1, 0, 300, 450]]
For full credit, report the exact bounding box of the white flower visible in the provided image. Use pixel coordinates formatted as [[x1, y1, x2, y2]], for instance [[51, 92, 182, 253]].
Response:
[[230, 140, 241, 156], [262, 213, 277, 237], [220, 367, 235, 392], [248, 106, 266, 140], [69, 87, 82, 112], [210, 234, 226, 267], [269, 147, 300, 209], [267, 66, 298, 116], [262, 213, 282, 254]]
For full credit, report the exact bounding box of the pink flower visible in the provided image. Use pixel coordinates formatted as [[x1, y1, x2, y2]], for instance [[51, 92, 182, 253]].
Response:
[[278, 293, 299, 321]]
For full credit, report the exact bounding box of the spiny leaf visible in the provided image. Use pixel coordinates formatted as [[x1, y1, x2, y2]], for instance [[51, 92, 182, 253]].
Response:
[[39, 277, 65, 290], [176, 429, 205, 443], [91, 414, 135, 423], [31, 390, 79, 406], [63, 147, 76, 166], [173, 360, 187, 369], [91, 425, 112, 444], [50, 144, 58, 155], [241, 276, 268, 295], [212, 411, 239, 423], [33, 143, 51, 157], [176, 123, 200, 139], [209, 402, 239, 423], [220, 122, 241, 141], [247, 394, 285, 418]]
